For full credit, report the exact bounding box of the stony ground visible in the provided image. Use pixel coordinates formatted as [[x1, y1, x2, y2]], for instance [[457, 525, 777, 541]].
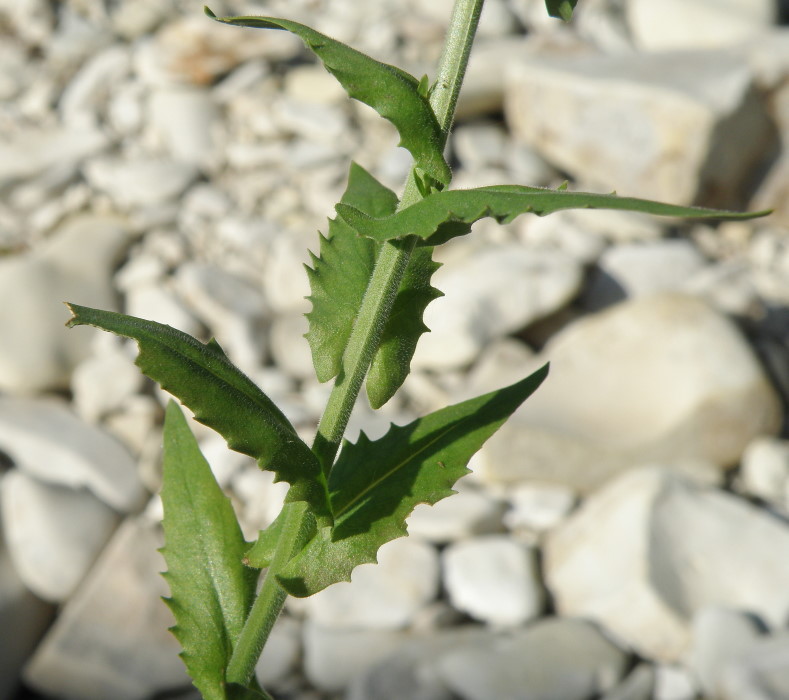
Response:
[[3, 0, 789, 699]]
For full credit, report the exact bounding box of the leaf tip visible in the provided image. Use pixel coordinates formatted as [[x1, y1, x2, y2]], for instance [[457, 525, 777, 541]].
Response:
[[203, 5, 216, 18]]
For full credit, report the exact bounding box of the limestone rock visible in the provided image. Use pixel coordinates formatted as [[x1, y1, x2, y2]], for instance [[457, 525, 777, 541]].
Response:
[[544, 467, 789, 661], [23, 517, 187, 700], [478, 294, 782, 491], [442, 535, 545, 626], [305, 537, 439, 630], [0, 397, 145, 513], [0, 214, 129, 393], [1, 470, 118, 602], [436, 617, 629, 700], [414, 244, 582, 370], [505, 49, 775, 207], [627, 0, 777, 52]]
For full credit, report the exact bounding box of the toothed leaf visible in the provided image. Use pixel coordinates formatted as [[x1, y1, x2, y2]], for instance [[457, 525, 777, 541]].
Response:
[[366, 245, 442, 408], [278, 365, 549, 596], [305, 163, 442, 406], [66, 304, 328, 517], [336, 185, 772, 245], [205, 8, 450, 185], [160, 401, 259, 700], [305, 163, 396, 383]]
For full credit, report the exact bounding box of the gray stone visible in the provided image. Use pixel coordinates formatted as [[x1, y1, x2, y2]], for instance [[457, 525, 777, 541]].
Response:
[[0, 126, 108, 187], [147, 87, 220, 167], [59, 45, 131, 127], [583, 240, 708, 311], [406, 485, 505, 543], [717, 631, 789, 700], [503, 482, 576, 534], [738, 436, 789, 511], [544, 467, 789, 661], [505, 49, 775, 207], [302, 621, 408, 693], [627, 0, 777, 52], [305, 537, 439, 629], [601, 664, 655, 700], [653, 665, 698, 700], [477, 294, 782, 492], [1, 470, 118, 603], [0, 397, 145, 513], [689, 606, 764, 698], [0, 511, 53, 700], [71, 338, 145, 423], [442, 535, 545, 626], [436, 617, 629, 700], [23, 516, 187, 700], [83, 156, 198, 208], [268, 313, 315, 381], [0, 214, 129, 393], [414, 244, 582, 370]]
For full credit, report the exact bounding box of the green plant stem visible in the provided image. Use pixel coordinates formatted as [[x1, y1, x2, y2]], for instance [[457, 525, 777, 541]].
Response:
[[226, 0, 485, 687]]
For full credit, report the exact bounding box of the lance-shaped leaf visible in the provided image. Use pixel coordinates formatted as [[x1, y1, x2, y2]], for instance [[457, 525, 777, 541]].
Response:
[[277, 364, 549, 596], [66, 304, 328, 517], [336, 184, 772, 245], [366, 245, 443, 408], [545, 0, 579, 21], [204, 7, 450, 186], [305, 163, 443, 408], [160, 401, 260, 700]]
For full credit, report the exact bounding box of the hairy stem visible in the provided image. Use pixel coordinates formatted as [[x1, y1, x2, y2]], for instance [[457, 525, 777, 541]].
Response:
[[226, 0, 485, 687]]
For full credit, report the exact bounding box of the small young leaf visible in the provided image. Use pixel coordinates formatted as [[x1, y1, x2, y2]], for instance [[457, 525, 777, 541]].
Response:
[[305, 163, 443, 407], [244, 501, 316, 569], [160, 401, 259, 700], [66, 304, 329, 518], [204, 7, 451, 186], [305, 163, 396, 383], [336, 185, 772, 245], [277, 364, 549, 596], [545, 0, 579, 21]]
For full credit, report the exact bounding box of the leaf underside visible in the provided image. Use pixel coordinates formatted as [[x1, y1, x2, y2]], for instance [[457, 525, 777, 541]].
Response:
[[65, 304, 328, 517], [204, 8, 450, 186], [277, 364, 549, 596], [305, 162, 443, 408], [160, 402, 259, 700], [545, 0, 579, 21], [336, 185, 773, 245]]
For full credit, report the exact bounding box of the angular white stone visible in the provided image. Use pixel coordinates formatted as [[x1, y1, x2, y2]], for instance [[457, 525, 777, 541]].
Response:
[[302, 621, 408, 693], [147, 87, 220, 166], [0, 511, 53, 700], [717, 631, 789, 700], [443, 535, 544, 626], [414, 244, 582, 370], [688, 606, 764, 698], [0, 126, 108, 186], [1, 470, 118, 602], [544, 467, 789, 661], [83, 156, 198, 208], [305, 537, 439, 629], [583, 240, 707, 310], [504, 482, 576, 534], [23, 517, 187, 700], [505, 49, 773, 206], [627, 0, 776, 52], [407, 488, 505, 543], [0, 214, 129, 393], [738, 436, 789, 511], [478, 294, 782, 491], [436, 617, 629, 700], [0, 397, 145, 513]]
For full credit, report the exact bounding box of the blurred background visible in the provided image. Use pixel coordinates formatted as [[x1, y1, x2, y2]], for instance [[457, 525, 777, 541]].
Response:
[[3, 0, 789, 698]]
